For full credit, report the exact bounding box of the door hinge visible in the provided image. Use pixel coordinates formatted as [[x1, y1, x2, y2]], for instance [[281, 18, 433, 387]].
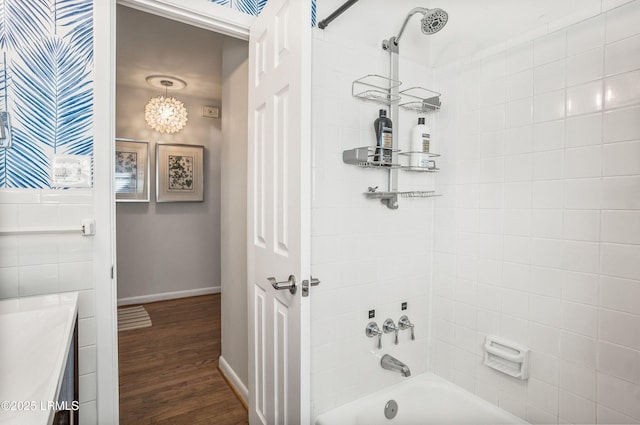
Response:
[[301, 276, 320, 297], [111, 265, 114, 279]]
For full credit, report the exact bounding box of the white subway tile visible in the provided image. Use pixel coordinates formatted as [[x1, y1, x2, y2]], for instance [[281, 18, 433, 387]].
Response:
[[504, 182, 532, 209], [566, 80, 604, 117], [504, 125, 533, 155], [567, 15, 606, 56], [606, 34, 640, 76], [477, 308, 501, 334], [78, 317, 96, 347], [603, 106, 640, 143], [565, 145, 602, 179], [506, 42, 534, 75], [503, 209, 531, 236], [598, 341, 640, 385], [529, 350, 559, 384], [563, 209, 600, 241], [79, 345, 97, 375], [18, 264, 59, 296], [531, 209, 563, 239], [598, 373, 640, 420], [480, 132, 505, 158], [0, 204, 18, 227], [478, 233, 503, 260], [597, 404, 639, 424], [602, 210, 640, 244], [603, 176, 640, 209], [534, 90, 566, 123], [564, 178, 602, 209], [504, 154, 532, 183], [534, 31, 567, 66], [506, 70, 533, 101], [529, 322, 560, 356], [529, 294, 561, 327], [565, 112, 603, 148], [563, 271, 599, 305], [17, 204, 59, 227], [18, 235, 58, 266], [599, 307, 640, 350], [600, 275, 640, 314], [501, 315, 530, 347], [59, 262, 93, 292], [533, 150, 564, 180], [559, 390, 596, 424], [605, 70, 640, 110], [480, 78, 506, 107], [527, 377, 559, 414], [478, 259, 503, 286], [77, 290, 95, 319], [532, 238, 564, 269], [0, 267, 19, 299], [563, 240, 600, 273], [603, 0, 636, 10], [501, 288, 529, 320], [606, 0, 640, 42], [533, 120, 564, 152], [531, 266, 563, 298], [41, 189, 93, 204], [479, 210, 504, 234], [59, 204, 93, 226], [503, 235, 531, 264], [0, 236, 18, 267], [79, 372, 96, 403], [532, 180, 564, 209], [562, 301, 598, 338], [480, 105, 506, 133], [602, 242, 640, 280], [479, 157, 504, 183], [603, 140, 640, 177], [534, 60, 566, 94], [566, 47, 604, 87], [502, 262, 530, 292], [559, 360, 596, 400], [481, 54, 507, 83], [505, 98, 533, 128], [0, 189, 40, 204], [478, 183, 504, 209], [79, 400, 97, 425], [58, 235, 93, 263], [526, 404, 557, 425], [560, 331, 596, 367]]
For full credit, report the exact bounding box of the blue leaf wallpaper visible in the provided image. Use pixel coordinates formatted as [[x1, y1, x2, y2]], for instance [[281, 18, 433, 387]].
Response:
[[0, 0, 94, 188], [209, 0, 317, 25]]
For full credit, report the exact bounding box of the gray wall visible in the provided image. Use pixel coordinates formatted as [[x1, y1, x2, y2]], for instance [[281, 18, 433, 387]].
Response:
[[220, 37, 249, 388], [116, 86, 222, 303]]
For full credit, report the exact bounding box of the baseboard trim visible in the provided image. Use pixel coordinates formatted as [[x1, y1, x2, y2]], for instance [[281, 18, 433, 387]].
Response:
[[117, 286, 221, 306], [218, 356, 249, 410]]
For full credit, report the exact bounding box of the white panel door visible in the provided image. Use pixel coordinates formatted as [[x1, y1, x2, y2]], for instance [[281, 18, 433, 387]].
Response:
[[247, 0, 311, 424]]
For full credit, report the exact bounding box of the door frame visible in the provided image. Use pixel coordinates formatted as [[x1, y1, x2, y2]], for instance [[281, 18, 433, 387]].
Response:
[[96, 1, 255, 422]]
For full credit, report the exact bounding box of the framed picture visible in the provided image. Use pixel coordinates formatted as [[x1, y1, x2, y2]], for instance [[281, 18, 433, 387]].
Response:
[[115, 139, 149, 202], [156, 143, 204, 202]]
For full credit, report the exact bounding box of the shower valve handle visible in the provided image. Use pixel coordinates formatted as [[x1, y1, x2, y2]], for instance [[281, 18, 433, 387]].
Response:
[[366, 322, 383, 349], [399, 315, 415, 341], [383, 318, 399, 345]]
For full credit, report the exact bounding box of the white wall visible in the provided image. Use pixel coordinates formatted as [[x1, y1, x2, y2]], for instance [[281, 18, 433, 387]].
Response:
[[310, 26, 437, 419], [431, 1, 640, 423], [220, 37, 249, 392], [115, 87, 222, 304], [0, 189, 98, 423]]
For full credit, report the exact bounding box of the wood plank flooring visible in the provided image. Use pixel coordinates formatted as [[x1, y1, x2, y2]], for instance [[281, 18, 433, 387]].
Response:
[[118, 294, 248, 425]]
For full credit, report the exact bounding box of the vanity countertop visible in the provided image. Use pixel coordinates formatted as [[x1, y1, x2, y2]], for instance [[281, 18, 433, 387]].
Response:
[[0, 292, 79, 425]]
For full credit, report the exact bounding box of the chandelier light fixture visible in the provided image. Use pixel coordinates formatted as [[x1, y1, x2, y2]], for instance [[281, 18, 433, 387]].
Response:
[[144, 75, 188, 134]]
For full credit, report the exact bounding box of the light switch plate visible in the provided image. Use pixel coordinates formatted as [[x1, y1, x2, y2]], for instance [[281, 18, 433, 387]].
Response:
[[202, 105, 220, 118]]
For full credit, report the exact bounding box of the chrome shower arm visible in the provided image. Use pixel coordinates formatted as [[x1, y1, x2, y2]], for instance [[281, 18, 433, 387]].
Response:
[[393, 7, 428, 45]]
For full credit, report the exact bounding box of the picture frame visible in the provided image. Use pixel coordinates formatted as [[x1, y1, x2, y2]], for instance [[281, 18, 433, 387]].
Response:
[[115, 139, 150, 202], [156, 143, 204, 203]]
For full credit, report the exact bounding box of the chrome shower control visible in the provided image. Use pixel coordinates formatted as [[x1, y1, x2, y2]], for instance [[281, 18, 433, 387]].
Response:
[[366, 322, 383, 349], [398, 315, 415, 340], [383, 318, 399, 345]]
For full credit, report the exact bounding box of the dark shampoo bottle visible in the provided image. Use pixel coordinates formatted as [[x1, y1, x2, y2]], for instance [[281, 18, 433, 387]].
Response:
[[374, 109, 393, 164]]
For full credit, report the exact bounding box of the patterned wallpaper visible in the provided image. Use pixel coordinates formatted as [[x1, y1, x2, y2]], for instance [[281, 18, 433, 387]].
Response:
[[0, 0, 94, 188], [209, 0, 317, 25]]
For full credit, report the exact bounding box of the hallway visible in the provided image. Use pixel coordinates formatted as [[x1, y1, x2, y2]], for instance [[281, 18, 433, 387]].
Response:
[[118, 295, 248, 425]]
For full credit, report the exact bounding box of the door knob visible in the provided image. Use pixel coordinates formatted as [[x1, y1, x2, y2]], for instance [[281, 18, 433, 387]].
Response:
[[267, 275, 297, 295]]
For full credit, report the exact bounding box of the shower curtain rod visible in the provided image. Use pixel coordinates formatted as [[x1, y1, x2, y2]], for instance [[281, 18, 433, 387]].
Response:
[[318, 0, 360, 29]]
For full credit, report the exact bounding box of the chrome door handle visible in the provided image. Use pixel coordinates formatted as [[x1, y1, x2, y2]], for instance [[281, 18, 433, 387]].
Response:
[[302, 276, 321, 297], [267, 275, 297, 295]]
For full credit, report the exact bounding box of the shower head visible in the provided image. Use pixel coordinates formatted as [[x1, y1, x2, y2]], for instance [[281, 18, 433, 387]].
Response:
[[421, 8, 448, 35], [386, 7, 448, 49]]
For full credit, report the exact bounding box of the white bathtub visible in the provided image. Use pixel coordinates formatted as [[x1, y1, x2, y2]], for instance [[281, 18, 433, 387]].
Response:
[[315, 372, 528, 425]]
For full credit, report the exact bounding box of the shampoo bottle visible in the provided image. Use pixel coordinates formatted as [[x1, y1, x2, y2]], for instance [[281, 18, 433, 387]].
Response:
[[410, 117, 431, 168], [374, 109, 393, 164]]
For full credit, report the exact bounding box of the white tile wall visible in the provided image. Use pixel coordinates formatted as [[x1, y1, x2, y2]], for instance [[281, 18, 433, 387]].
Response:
[[310, 30, 435, 418], [433, 1, 640, 423], [0, 189, 97, 419]]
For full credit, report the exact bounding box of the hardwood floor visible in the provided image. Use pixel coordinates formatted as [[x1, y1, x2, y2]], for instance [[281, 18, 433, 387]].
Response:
[[118, 294, 248, 425]]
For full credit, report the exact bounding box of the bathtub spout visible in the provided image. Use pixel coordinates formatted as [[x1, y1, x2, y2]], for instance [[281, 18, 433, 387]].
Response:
[[381, 354, 411, 377]]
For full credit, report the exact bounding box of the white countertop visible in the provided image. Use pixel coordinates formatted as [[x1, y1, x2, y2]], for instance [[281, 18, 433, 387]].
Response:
[[0, 292, 79, 425]]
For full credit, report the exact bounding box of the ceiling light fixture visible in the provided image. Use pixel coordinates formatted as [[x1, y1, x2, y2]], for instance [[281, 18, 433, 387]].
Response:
[[144, 75, 188, 134]]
